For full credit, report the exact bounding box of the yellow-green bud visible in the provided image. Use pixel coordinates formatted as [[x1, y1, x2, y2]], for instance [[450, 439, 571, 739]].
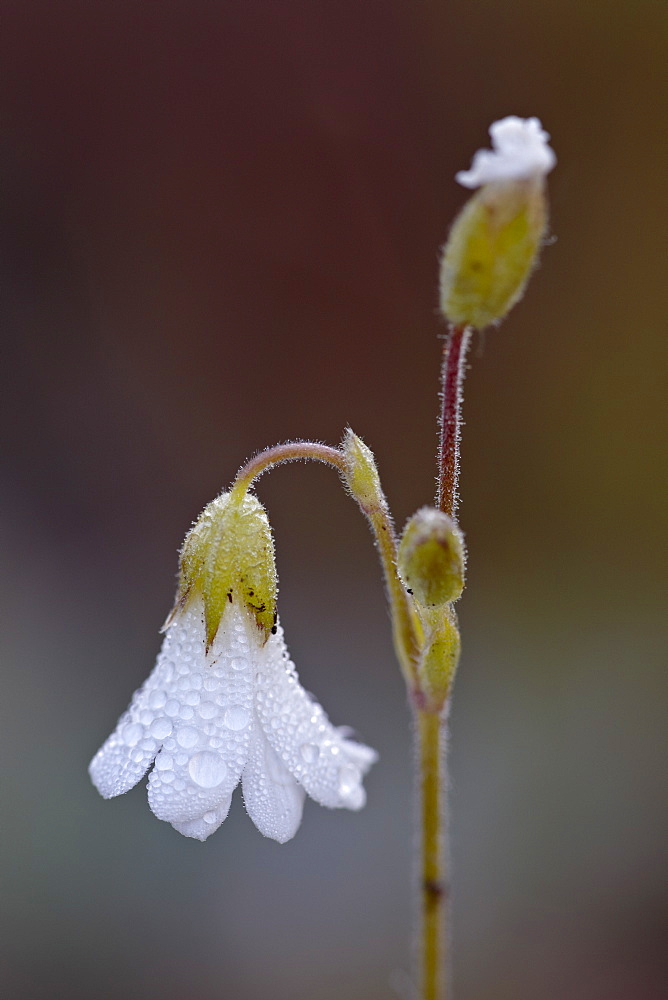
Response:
[[168, 491, 277, 651], [398, 507, 465, 606], [341, 429, 386, 512]]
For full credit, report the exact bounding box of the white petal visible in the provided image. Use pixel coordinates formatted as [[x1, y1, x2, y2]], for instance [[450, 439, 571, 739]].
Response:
[[242, 721, 305, 843], [456, 116, 556, 188], [171, 795, 232, 842], [254, 622, 377, 811], [146, 603, 255, 828], [88, 602, 204, 798]]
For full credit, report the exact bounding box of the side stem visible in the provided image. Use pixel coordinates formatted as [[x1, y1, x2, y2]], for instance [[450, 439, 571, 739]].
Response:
[[437, 325, 471, 517]]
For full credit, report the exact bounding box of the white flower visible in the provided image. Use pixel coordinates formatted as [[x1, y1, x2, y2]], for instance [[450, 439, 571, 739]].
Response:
[[89, 598, 377, 843], [455, 116, 556, 189]]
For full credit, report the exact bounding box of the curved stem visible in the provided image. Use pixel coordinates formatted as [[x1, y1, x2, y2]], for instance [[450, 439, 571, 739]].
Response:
[[437, 325, 471, 518], [231, 441, 346, 498]]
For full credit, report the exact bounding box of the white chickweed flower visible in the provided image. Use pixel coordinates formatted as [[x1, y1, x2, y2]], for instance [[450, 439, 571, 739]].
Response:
[[455, 116, 556, 189], [89, 490, 377, 843]]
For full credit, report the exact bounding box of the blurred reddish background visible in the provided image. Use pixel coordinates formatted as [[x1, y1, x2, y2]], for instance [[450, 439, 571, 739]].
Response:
[[1, 2, 666, 999]]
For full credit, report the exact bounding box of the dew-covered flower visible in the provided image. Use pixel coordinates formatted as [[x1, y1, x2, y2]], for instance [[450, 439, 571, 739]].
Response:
[[455, 116, 556, 188], [89, 491, 377, 842]]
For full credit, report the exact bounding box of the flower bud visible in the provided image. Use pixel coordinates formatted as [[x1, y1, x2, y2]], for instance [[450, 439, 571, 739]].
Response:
[[440, 116, 555, 329], [398, 507, 465, 607], [341, 429, 386, 512], [168, 492, 277, 650]]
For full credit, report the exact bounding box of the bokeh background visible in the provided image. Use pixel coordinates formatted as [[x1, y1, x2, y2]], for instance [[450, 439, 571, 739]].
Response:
[[1, 2, 666, 998]]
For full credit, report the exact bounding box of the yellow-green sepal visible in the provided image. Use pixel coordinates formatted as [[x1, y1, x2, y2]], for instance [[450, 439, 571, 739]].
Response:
[[417, 609, 461, 712], [165, 491, 277, 651], [440, 176, 548, 329]]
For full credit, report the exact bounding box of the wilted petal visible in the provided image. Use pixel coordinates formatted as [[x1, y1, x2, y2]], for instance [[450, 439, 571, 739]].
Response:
[[242, 721, 306, 843], [254, 622, 377, 810]]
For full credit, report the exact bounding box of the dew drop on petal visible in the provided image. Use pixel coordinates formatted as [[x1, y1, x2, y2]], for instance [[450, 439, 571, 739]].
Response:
[[230, 657, 248, 671], [122, 723, 144, 746], [148, 690, 167, 710], [203, 811, 217, 824], [197, 701, 217, 720], [338, 765, 362, 798], [155, 754, 173, 771], [299, 743, 320, 764], [165, 699, 181, 717], [176, 726, 199, 749], [223, 706, 250, 731], [188, 752, 227, 788], [150, 717, 173, 740]]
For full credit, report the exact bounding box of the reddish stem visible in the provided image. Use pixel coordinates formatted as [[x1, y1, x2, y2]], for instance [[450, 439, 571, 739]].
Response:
[[437, 325, 471, 518]]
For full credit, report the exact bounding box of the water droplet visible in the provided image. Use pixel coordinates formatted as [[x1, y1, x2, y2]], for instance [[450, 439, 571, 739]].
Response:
[[197, 701, 217, 720], [300, 743, 320, 764], [185, 691, 200, 706], [223, 706, 250, 731], [175, 753, 188, 766], [230, 657, 248, 671], [139, 710, 154, 726], [203, 676, 217, 692], [155, 754, 173, 771], [130, 747, 145, 763], [122, 723, 144, 746], [140, 738, 157, 752], [188, 752, 227, 788], [179, 706, 195, 720], [203, 811, 217, 824], [176, 726, 199, 749], [338, 765, 362, 798], [165, 699, 181, 717]]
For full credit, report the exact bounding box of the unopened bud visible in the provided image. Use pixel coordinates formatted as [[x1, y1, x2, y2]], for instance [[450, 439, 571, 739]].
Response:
[[440, 116, 555, 329], [341, 429, 386, 512], [398, 507, 465, 607]]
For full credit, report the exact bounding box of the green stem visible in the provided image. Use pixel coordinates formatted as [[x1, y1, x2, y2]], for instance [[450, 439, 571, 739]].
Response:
[[416, 707, 449, 1000]]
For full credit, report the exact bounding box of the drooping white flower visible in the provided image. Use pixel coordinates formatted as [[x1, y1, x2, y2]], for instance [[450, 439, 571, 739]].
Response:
[[89, 597, 377, 843], [455, 116, 556, 189]]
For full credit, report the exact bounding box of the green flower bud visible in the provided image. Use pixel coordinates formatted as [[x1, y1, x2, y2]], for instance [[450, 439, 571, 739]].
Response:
[[167, 492, 277, 651], [341, 429, 386, 512], [398, 507, 465, 607]]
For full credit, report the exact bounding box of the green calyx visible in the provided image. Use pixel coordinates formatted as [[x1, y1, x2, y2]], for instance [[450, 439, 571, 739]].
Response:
[[166, 491, 277, 651], [440, 176, 548, 329]]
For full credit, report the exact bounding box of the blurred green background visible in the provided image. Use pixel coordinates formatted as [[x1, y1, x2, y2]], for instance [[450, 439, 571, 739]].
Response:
[[1, 2, 666, 998]]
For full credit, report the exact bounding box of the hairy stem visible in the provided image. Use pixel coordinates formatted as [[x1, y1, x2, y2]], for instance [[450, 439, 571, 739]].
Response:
[[437, 325, 471, 517], [231, 441, 346, 498]]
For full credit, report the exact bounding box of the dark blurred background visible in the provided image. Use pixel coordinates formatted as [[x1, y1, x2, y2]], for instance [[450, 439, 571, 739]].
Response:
[[1, 2, 666, 998]]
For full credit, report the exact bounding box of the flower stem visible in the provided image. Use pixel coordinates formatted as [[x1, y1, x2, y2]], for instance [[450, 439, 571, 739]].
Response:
[[232, 441, 347, 497], [437, 325, 471, 517], [415, 706, 449, 1000]]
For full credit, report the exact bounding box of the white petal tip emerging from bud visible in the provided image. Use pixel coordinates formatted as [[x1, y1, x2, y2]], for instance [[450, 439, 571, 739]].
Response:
[[455, 116, 556, 189]]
